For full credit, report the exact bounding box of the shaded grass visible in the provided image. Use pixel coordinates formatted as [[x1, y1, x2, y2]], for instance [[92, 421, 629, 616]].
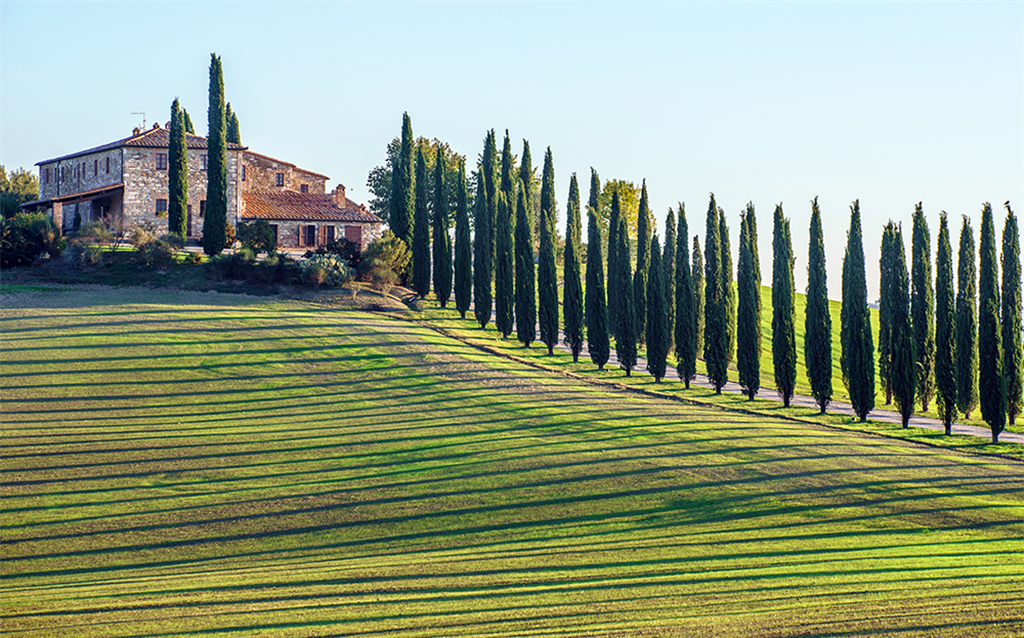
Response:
[[2, 287, 1022, 637]]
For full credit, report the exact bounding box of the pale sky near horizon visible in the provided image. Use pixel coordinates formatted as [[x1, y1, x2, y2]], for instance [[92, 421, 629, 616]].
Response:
[[2, 1, 1021, 299]]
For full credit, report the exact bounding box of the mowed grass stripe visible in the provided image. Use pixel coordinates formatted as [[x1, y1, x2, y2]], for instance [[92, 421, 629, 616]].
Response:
[[2, 289, 1022, 637]]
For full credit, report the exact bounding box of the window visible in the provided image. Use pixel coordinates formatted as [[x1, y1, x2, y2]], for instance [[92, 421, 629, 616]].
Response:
[[302, 224, 316, 246], [269, 224, 278, 246], [241, 165, 246, 181], [106, 157, 110, 174], [156, 199, 168, 215], [94, 159, 98, 176], [61, 167, 65, 181], [201, 155, 208, 171], [275, 173, 285, 187], [300, 183, 309, 194], [156, 153, 168, 170], [324, 225, 335, 244], [199, 200, 206, 217], [187, 205, 193, 237], [45, 168, 50, 184]]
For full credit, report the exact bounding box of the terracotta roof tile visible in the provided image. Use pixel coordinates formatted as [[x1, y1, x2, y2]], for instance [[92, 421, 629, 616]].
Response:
[[37, 127, 245, 165], [241, 190, 382, 223]]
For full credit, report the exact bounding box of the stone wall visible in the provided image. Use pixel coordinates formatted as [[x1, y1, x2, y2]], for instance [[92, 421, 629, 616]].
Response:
[[262, 220, 381, 251], [242, 152, 327, 194], [38, 148, 123, 201]]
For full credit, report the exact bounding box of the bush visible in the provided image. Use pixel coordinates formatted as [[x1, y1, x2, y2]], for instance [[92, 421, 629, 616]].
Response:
[[1, 213, 63, 267], [209, 247, 256, 280], [300, 254, 354, 287], [359, 230, 409, 283], [304, 238, 361, 270], [237, 220, 277, 254]]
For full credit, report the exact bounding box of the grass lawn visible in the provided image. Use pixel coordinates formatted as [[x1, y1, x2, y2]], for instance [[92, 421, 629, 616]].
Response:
[[2, 286, 1022, 637]]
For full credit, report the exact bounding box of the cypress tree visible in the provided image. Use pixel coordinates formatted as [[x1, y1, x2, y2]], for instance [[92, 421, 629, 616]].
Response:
[[737, 202, 761, 400], [676, 205, 697, 387], [934, 211, 957, 433], [412, 147, 431, 298], [647, 235, 668, 382], [182, 108, 195, 135], [519, 141, 534, 237], [878, 223, 896, 404], [772, 204, 797, 406], [841, 200, 875, 421], [514, 180, 536, 347], [663, 207, 677, 355], [615, 213, 638, 375], [586, 203, 610, 370], [483, 129, 498, 256], [978, 202, 1005, 442], [432, 146, 452, 308], [203, 53, 227, 256], [704, 194, 728, 393], [889, 223, 916, 428], [167, 98, 188, 239], [692, 235, 704, 358], [538, 148, 559, 355], [634, 180, 651, 346], [473, 141, 494, 329], [389, 113, 415, 246], [720, 207, 736, 365], [911, 203, 936, 411], [225, 103, 241, 145], [607, 185, 622, 337], [500, 131, 514, 208], [454, 161, 471, 319], [563, 173, 584, 362], [955, 216, 978, 418], [1002, 204, 1022, 425], [805, 197, 833, 413], [495, 188, 515, 338]]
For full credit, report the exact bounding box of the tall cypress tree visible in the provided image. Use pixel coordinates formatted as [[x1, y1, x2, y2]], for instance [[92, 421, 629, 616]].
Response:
[[586, 203, 610, 370], [634, 180, 652, 346], [454, 161, 471, 318], [878, 223, 896, 404], [225, 103, 241, 145], [676, 206, 697, 387], [647, 236, 668, 382], [889, 223, 916, 428], [495, 188, 515, 338], [772, 204, 797, 407], [607, 185, 622, 338], [473, 144, 494, 328], [389, 113, 415, 246], [1002, 204, 1022, 426], [911, 203, 936, 411], [737, 203, 761, 399], [841, 200, 875, 421], [615, 213, 638, 375], [720, 207, 735, 365], [500, 131, 514, 208], [934, 211, 957, 433], [978, 202, 1005, 442], [203, 53, 227, 256], [663, 207, 677, 355], [412, 147, 431, 298], [538, 148, 559, 355], [563, 174, 584, 362], [692, 235, 704, 359], [483, 129, 498, 262], [432, 146, 452, 308], [167, 98, 188, 239], [704, 194, 728, 392], [955, 216, 978, 418], [514, 179, 536, 347], [805, 197, 833, 413], [182, 108, 195, 135]]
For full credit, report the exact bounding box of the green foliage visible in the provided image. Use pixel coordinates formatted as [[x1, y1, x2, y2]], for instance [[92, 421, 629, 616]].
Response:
[[607, 187, 622, 339], [1, 166, 39, 219], [473, 140, 494, 329], [675, 205, 697, 387], [388, 113, 416, 246], [454, 162, 472, 319], [585, 181, 610, 370], [412, 147, 431, 298], [538, 148, 559, 355], [237, 219, 277, 255], [167, 99, 188, 239], [934, 212, 957, 433], [633, 180, 651, 345], [225, 102, 241, 145], [878, 221, 896, 404], [841, 200, 875, 421], [887, 223, 916, 427], [911, 203, 936, 411], [805, 197, 833, 413], [0, 212, 62, 267], [203, 53, 227, 256], [181, 108, 194, 134], [737, 203, 761, 400], [956, 216, 978, 418], [362, 230, 411, 291], [646, 236, 668, 382], [300, 254, 354, 287], [1002, 205, 1022, 425], [663, 207, 677, 355], [978, 203, 1005, 441], [563, 174, 584, 362], [771, 204, 797, 406], [494, 189, 515, 338], [432, 147, 453, 308], [692, 235, 704, 358], [514, 182, 536, 347], [720, 207, 735, 365], [368, 132, 465, 230], [614, 212, 637, 375], [597, 179, 640, 244], [704, 194, 728, 393]]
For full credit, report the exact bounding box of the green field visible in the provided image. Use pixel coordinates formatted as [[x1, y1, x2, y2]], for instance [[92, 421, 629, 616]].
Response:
[[2, 287, 1022, 637]]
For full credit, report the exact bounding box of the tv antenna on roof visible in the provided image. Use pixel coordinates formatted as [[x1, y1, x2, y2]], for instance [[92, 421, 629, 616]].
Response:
[[131, 112, 146, 131]]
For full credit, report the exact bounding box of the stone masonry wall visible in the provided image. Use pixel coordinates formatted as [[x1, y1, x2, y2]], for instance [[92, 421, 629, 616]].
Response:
[[39, 148, 123, 201], [241, 152, 327, 194]]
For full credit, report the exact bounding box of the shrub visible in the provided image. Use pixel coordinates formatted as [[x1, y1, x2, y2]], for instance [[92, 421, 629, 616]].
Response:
[[300, 254, 353, 287], [209, 248, 256, 280], [304, 238, 361, 270], [224, 222, 236, 248], [237, 220, 277, 254], [1, 213, 63, 267], [360, 230, 409, 283]]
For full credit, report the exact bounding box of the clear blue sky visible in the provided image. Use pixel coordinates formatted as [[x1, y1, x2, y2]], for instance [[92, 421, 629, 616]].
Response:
[[2, 2, 1021, 298]]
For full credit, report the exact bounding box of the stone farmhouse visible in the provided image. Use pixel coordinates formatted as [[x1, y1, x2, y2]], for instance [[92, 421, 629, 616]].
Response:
[[27, 123, 382, 250]]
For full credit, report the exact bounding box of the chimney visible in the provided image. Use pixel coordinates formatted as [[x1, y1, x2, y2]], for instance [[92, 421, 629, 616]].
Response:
[[133, 127, 141, 136], [332, 184, 347, 208]]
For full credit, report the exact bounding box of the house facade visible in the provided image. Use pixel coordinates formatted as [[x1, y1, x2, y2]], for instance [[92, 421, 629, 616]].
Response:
[[29, 123, 382, 250]]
